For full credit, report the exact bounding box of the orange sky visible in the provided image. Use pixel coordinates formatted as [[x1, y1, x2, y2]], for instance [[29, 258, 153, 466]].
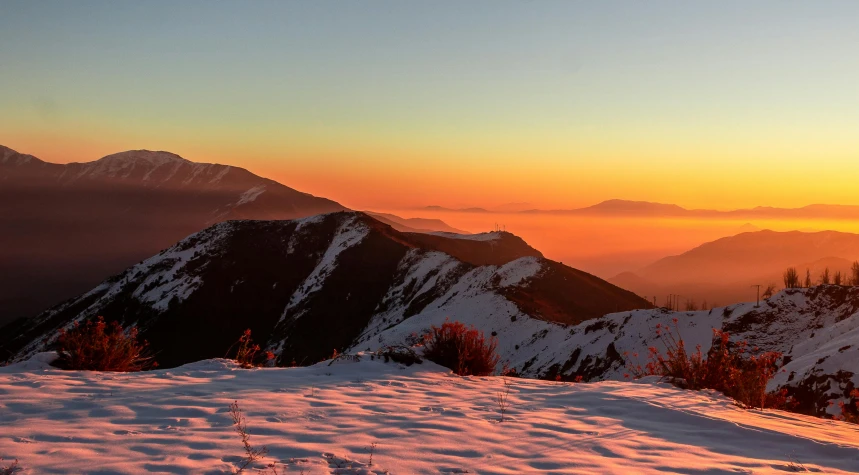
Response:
[[3, 2, 859, 212]]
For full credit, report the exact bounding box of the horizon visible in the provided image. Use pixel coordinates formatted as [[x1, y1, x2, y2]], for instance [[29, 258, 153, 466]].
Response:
[[3, 3, 859, 469], [6, 141, 859, 214], [3, 1, 859, 211]]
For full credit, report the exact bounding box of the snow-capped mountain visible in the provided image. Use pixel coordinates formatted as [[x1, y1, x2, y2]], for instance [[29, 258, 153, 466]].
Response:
[[1, 212, 648, 369], [5, 210, 855, 416], [0, 145, 346, 327]]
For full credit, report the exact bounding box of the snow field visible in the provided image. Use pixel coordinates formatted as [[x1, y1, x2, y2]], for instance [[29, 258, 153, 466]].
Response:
[[2, 354, 859, 474]]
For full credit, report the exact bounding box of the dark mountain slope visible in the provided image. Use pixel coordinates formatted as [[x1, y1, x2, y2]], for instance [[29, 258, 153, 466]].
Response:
[[0, 145, 345, 326], [2, 212, 649, 368]]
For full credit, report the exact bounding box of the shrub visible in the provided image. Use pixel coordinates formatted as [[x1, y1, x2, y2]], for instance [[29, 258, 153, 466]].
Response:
[[0, 458, 19, 475], [423, 320, 499, 376], [839, 389, 859, 424], [55, 316, 156, 371], [628, 320, 790, 409], [226, 329, 275, 368]]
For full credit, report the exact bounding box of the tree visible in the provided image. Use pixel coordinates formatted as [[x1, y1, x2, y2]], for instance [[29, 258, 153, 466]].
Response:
[[835, 271, 843, 286], [685, 299, 699, 311], [762, 283, 777, 299], [820, 267, 831, 285], [783, 267, 799, 289], [852, 261, 859, 286], [805, 268, 812, 288]]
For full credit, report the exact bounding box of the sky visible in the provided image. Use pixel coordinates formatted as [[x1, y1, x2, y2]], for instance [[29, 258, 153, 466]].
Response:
[[1, 1, 858, 211]]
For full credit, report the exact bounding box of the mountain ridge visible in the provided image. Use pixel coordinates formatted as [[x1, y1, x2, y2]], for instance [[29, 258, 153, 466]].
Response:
[[1, 211, 649, 368]]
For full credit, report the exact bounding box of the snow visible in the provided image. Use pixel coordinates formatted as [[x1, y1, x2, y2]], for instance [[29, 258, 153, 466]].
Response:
[[237, 185, 267, 205], [495, 256, 542, 287], [1, 354, 858, 474], [83, 151, 189, 179], [283, 216, 371, 319]]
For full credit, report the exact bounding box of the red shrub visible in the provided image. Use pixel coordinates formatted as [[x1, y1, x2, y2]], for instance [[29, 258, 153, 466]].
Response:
[[628, 320, 790, 409], [226, 329, 274, 368], [55, 316, 156, 371], [423, 320, 499, 376], [839, 389, 859, 424]]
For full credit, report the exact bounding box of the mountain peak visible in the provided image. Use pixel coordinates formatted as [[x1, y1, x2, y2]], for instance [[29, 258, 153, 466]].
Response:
[[94, 150, 190, 167], [0, 145, 41, 166], [590, 199, 685, 211]]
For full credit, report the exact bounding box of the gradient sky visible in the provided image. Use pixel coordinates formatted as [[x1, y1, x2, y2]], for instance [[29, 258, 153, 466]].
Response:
[[2, 1, 858, 210]]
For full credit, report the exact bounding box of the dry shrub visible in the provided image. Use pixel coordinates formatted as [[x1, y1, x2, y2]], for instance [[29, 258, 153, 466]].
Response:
[[226, 329, 274, 368], [628, 319, 791, 410], [423, 320, 499, 376], [840, 389, 859, 424], [0, 458, 19, 475], [55, 316, 156, 371], [229, 401, 268, 473]]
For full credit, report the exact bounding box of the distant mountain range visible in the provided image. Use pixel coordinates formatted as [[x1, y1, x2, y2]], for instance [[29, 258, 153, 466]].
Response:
[[0, 145, 462, 327], [365, 212, 468, 234], [2, 212, 648, 368], [610, 229, 859, 306], [424, 199, 859, 219]]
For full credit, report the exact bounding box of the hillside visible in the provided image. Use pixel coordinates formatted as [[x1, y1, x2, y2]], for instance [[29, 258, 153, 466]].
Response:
[[366, 211, 467, 234], [1, 212, 648, 368], [611, 229, 859, 306], [0, 145, 346, 326], [3, 356, 857, 474]]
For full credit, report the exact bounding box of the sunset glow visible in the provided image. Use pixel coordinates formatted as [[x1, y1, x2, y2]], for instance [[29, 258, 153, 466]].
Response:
[[3, 1, 859, 212]]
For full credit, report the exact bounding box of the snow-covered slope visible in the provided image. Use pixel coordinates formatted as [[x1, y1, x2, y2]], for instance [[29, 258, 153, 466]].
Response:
[[1, 355, 858, 474], [365, 285, 859, 417], [2, 212, 648, 369]]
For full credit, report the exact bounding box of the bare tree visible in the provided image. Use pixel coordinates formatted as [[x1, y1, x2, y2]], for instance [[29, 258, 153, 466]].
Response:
[[835, 271, 843, 286], [820, 267, 831, 285], [852, 261, 859, 286], [685, 299, 699, 311], [805, 268, 812, 288], [762, 283, 777, 299], [783, 267, 800, 289]]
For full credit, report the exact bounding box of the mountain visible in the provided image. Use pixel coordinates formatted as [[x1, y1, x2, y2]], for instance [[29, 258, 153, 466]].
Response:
[[0, 212, 649, 368], [3, 212, 856, 416], [550, 199, 687, 216], [422, 198, 859, 220], [365, 211, 468, 234], [363, 284, 859, 417], [610, 230, 859, 307], [0, 145, 346, 326], [422, 205, 490, 213]]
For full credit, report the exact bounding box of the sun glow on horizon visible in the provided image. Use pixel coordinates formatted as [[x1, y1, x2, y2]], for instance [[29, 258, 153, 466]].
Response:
[[2, 1, 859, 212]]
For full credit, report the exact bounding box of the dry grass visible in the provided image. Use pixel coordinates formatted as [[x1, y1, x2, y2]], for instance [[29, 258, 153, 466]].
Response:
[[0, 458, 19, 475], [225, 330, 274, 368]]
